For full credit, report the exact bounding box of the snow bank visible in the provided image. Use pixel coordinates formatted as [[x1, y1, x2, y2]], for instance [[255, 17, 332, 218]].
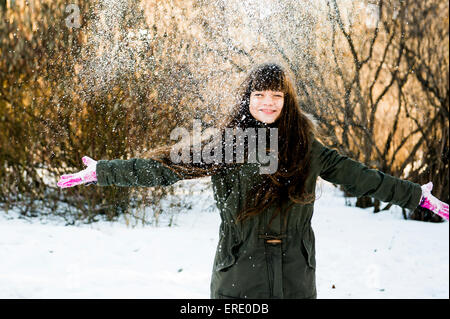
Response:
[[0, 178, 447, 298]]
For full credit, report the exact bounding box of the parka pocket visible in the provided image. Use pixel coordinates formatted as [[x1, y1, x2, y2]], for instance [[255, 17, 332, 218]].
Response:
[[215, 235, 242, 272], [301, 238, 316, 270]]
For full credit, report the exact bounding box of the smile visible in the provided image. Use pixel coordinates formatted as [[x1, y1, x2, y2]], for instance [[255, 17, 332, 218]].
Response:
[[259, 109, 276, 114]]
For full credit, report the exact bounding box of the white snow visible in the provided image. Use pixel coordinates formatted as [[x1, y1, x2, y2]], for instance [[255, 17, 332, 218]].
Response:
[[0, 178, 448, 299]]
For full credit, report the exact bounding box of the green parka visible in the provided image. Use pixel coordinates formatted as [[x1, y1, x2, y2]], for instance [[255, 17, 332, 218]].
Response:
[[96, 137, 422, 299]]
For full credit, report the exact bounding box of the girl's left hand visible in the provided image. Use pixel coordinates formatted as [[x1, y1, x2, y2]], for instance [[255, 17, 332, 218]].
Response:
[[419, 182, 449, 221]]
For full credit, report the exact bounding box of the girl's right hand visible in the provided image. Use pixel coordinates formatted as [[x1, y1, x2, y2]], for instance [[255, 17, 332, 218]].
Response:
[[57, 156, 98, 188]]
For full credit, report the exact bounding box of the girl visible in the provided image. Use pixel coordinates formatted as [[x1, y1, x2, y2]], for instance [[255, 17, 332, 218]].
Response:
[[58, 63, 448, 299]]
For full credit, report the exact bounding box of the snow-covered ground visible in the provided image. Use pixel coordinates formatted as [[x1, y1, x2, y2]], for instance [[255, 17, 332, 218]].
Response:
[[0, 178, 448, 299]]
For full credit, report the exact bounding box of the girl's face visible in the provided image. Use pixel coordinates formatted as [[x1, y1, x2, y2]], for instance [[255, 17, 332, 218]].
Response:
[[249, 90, 284, 124]]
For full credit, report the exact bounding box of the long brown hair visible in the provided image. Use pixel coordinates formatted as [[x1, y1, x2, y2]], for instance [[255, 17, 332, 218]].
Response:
[[147, 62, 322, 223]]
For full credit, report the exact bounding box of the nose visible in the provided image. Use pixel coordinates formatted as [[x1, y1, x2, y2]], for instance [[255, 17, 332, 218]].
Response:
[[262, 96, 275, 106]]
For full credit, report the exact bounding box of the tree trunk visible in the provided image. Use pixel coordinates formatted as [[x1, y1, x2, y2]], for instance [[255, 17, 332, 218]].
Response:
[[355, 196, 374, 209]]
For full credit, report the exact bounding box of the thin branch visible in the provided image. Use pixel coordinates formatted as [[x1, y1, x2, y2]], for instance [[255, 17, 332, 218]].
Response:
[[331, 0, 361, 70]]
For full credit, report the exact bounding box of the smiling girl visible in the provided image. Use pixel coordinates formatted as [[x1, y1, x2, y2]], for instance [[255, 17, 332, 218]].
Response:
[[58, 63, 448, 299], [249, 90, 284, 123]]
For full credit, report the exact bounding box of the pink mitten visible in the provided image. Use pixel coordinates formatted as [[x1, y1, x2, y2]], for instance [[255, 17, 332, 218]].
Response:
[[419, 182, 449, 221], [57, 156, 97, 188]]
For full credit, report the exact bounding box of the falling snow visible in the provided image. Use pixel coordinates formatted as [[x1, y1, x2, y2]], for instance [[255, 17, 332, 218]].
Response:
[[72, 0, 371, 119]]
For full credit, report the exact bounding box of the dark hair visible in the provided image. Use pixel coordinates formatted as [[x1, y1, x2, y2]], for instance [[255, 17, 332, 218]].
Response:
[[147, 62, 322, 224]]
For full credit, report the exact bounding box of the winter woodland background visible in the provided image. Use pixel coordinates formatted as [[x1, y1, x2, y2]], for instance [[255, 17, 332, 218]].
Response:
[[1, 0, 448, 224]]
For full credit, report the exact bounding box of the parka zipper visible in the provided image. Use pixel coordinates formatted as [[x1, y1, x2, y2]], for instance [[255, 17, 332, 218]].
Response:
[[265, 250, 274, 297], [260, 233, 286, 298]]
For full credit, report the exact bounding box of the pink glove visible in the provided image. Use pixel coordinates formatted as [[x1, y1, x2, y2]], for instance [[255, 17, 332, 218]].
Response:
[[419, 182, 449, 221], [57, 156, 98, 189]]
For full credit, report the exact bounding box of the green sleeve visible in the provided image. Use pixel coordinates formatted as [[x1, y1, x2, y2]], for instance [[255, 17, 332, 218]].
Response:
[[96, 158, 183, 187], [313, 139, 422, 210]]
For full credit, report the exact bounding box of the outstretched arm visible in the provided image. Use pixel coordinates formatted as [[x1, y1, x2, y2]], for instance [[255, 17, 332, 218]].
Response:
[[313, 139, 421, 211], [96, 158, 182, 187], [57, 156, 183, 188], [313, 139, 448, 220]]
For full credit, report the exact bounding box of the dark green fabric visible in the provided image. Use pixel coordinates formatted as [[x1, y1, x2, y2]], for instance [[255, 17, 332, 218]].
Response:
[[315, 140, 422, 211], [95, 138, 422, 299], [97, 158, 182, 187]]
